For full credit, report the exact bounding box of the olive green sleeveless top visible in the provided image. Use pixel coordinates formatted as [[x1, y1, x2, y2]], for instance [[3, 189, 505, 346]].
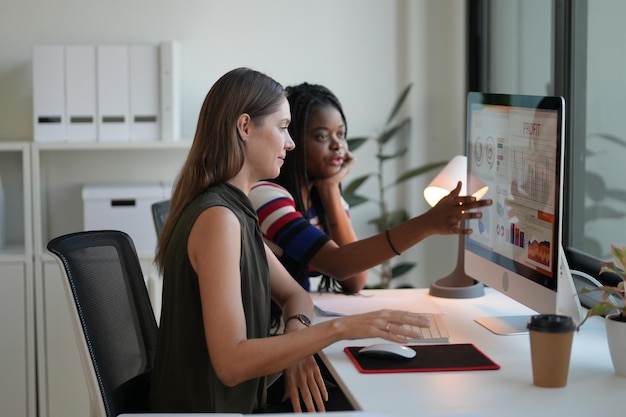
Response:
[[150, 182, 271, 413]]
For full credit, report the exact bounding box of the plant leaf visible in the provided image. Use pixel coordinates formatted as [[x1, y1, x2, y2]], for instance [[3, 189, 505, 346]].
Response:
[[343, 193, 369, 207], [387, 209, 409, 229], [378, 147, 408, 161], [385, 84, 413, 126], [378, 117, 411, 145], [365, 283, 387, 290], [588, 301, 623, 317], [578, 285, 625, 301], [347, 136, 369, 152], [600, 262, 623, 278], [609, 245, 626, 274], [395, 161, 448, 184], [343, 174, 372, 194], [368, 209, 409, 231], [391, 262, 416, 278], [576, 244, 626, 332], [367, 216, 387, 232]]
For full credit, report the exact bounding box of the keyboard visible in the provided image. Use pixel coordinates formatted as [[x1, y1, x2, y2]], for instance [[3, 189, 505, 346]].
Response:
[[404, 313, 450, 343]]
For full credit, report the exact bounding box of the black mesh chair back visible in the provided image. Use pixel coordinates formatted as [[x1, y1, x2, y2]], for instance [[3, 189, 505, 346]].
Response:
[[47, 230, 158, 417], [151, 199, 171, 237]]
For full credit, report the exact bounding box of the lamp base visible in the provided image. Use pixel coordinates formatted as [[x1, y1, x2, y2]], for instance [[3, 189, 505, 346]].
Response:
[[429, 234, 484, 298], [429, 272, 485, 299]]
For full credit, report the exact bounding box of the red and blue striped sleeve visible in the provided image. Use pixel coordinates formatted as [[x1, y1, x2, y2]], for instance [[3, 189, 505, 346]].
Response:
[[250, 181, 330, 264]]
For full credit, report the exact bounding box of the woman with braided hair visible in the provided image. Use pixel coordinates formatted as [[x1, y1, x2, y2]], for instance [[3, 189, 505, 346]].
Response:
[[249, 82, 491, 301]]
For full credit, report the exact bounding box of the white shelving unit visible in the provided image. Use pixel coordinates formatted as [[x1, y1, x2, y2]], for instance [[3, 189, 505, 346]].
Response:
[[0, 142, 35, 417], [30, 140, 189, 417]]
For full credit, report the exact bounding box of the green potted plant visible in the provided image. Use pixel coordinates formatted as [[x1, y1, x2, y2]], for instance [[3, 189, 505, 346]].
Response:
[[342, 83, 446, 288], [576, 244, 626, 376]]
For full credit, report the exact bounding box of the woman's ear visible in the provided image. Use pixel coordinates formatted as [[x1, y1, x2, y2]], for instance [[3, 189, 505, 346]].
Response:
[[236, 113, 252, 142]]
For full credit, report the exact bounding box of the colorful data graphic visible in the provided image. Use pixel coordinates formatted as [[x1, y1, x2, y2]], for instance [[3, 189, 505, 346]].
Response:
[[527, 238, 551, 267]]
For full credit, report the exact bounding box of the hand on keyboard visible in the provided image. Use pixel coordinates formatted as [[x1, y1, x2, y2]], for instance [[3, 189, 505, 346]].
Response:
[[402, 313, 450, 343]]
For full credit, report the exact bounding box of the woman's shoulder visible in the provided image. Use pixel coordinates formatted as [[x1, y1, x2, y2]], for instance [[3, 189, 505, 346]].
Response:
[[249, 180, 294, 204]]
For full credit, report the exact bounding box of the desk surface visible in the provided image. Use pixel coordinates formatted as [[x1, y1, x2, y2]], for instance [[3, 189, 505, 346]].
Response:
[[316, 288, 624, 417]]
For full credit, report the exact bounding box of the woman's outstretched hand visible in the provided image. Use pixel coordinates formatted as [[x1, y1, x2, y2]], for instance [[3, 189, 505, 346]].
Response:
[[427, 181, 492, 235]]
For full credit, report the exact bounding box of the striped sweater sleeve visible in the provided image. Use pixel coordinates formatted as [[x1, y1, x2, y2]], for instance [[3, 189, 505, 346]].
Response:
[[249, 181, 330, 264]]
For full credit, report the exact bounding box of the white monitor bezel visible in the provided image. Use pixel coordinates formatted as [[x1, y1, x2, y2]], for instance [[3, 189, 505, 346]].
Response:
[[463, 92, 582, 332]]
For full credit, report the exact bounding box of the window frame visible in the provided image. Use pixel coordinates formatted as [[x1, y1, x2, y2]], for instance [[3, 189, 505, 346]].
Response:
[[466, 0, 620, 286]]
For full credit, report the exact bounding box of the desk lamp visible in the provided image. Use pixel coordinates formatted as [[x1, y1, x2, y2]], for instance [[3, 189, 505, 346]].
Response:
[[424, 155, 488, 298]]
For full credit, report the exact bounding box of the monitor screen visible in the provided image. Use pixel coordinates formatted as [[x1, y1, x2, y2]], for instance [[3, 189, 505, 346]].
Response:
[[464, 92, 583, 334]]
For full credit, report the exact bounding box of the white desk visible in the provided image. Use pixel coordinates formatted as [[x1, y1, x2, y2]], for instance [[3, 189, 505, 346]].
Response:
[[316, 288, 624, 417]]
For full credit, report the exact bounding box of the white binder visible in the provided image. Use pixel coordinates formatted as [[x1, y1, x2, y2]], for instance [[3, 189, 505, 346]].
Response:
[[65, 45, 97, 142], [129, 45, 160, 141], [159, 41, 181, 141], [32, 45, 66, 142], [97, 45, 130, 142]]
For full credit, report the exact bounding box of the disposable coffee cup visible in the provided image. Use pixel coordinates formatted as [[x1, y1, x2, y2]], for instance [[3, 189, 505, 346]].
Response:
[[527, 314, 575, 388]]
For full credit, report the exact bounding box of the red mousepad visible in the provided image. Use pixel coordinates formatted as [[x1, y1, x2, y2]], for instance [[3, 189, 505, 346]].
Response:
[[344, 343, 500, 373]]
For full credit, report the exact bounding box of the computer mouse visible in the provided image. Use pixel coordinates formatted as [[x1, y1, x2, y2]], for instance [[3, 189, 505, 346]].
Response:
[[358, 343, 417, 359]]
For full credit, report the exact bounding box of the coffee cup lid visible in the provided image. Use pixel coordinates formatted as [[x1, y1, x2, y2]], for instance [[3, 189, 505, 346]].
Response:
[[526, 314, 575, 333]]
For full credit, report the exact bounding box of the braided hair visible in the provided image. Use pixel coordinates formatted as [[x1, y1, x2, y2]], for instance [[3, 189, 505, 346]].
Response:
[[273, 83, 349, 293]]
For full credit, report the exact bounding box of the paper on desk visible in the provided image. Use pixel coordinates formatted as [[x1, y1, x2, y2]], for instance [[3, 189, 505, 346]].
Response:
[[311, 289, 445, 316]]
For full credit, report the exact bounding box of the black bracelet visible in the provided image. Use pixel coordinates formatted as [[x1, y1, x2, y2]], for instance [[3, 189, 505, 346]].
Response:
[[385, 229, 401, 256]]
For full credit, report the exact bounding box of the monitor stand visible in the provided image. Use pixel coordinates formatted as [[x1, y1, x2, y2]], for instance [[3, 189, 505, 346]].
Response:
[[473, 246, 584, 336], [474, 315, 530, 335]]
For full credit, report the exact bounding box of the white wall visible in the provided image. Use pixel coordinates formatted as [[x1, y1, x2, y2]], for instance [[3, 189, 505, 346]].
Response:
[[0, 0, 467, 288]]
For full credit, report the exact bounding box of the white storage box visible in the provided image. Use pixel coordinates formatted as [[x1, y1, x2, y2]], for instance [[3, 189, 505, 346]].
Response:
[[82, 183, 170, 254]]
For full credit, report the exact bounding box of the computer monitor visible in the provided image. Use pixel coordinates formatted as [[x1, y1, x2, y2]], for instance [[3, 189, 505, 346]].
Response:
[[464, 92, 584, 335]]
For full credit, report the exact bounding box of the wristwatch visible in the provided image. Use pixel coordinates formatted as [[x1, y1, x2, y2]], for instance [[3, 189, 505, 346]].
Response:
[[285, 313, 311, 327]]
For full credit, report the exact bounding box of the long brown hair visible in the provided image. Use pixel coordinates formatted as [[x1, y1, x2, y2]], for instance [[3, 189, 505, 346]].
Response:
[[155, 67, 285, 270]]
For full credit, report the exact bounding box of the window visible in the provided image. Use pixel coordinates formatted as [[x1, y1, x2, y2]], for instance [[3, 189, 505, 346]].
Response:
[[468, 0, 626, 280]]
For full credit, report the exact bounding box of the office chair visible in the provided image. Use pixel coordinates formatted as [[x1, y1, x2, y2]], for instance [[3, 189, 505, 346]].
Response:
[[151, 199, 170, 236], [47, 230, 158, 417]]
